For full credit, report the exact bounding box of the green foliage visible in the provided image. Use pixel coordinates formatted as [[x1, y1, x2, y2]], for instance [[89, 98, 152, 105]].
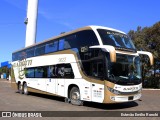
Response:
[[128, 21, 160, 88], [128, 21, 160, 59], [0, 67, 10, 78]]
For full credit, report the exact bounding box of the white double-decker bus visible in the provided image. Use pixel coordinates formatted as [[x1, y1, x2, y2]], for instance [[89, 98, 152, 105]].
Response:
[[11, 26, 153, 105]]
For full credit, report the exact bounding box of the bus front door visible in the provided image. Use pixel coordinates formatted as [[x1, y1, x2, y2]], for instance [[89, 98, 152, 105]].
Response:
[[91, 61, 104, 103]]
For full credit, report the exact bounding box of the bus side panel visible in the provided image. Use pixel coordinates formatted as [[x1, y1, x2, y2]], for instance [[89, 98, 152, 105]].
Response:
[[64, 79, 92, 101], [91, 82, 104, 103]]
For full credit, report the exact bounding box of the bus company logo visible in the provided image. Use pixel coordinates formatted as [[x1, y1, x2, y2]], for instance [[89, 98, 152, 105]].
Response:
[[123, 87, 139, 91], [13, 59, 32, 68], [13, 59, 32, 80]]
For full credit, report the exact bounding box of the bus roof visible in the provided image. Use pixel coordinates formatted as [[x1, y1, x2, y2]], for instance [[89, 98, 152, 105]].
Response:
[[90, 25, 126, 34], [13, 25, 126, 53]]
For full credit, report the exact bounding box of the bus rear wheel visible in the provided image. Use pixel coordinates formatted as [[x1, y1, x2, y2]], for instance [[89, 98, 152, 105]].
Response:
[[18, 83, 23, 94], [70, 87, 83, 106], [23, 83, 29, 95]]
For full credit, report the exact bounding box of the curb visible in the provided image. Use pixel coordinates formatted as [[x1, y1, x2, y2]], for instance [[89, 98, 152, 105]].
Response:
[[143, 89, 160, 90]]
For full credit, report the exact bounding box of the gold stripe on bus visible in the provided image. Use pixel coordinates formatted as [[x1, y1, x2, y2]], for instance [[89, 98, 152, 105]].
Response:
[[103, 81, 116, 103]]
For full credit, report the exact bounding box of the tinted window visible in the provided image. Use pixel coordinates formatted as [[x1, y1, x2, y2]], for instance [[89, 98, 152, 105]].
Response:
[[35, 45, 45, 56], [25, 68, 34, 78], [49, 64, 74, 79], [91, 61, 104, 78], [25, 67, 48, 78], [12, 52, 19, 61], [58, 30, 99, 51], [57, 64, 65, 78], [80, 48, 104, 79], [35, 67, 48, 78], [63, 64, 74, 78], [59, 39, 65, 50], [76, 30, 99, 47], [12, 30, 99, 61], [59, 35, 77, 50], [45, 41, 58, 53], [64, 35, 77, 49], [19, 51, 27, 60], [98, 29, 136, 49], [26, 47, 35, 58], [49, 65, 58, 78]]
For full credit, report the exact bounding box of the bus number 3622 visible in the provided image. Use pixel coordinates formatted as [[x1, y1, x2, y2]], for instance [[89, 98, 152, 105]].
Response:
[[59, 57, 66, 62]]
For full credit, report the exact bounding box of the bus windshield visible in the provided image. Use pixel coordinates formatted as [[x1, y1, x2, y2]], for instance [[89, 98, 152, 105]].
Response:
[[106, 53, 142, 85], [98, 29, 136, 50]]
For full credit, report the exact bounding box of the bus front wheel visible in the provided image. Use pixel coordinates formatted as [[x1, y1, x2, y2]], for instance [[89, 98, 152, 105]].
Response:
[[70, 87, 83, 106]]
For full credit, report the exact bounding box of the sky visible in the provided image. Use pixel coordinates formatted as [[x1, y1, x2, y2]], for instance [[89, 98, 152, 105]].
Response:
[[0, 0, 160, 64]]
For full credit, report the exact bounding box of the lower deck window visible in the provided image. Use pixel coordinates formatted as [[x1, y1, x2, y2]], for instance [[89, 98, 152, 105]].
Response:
[[25, 63, 74, 79]]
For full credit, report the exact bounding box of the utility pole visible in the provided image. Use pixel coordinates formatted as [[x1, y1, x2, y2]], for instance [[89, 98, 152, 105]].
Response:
[[25, 0, 38, 47]]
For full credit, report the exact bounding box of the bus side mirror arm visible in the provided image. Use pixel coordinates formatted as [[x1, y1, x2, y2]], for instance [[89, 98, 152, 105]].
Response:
[[137, 51, 154, 65], [89, 45, 116, 63], [103, 45, 116, 63]]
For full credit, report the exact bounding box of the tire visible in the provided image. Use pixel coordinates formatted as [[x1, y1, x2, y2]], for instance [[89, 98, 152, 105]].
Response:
[[69, 87, 83, 106], [23, 83, 29, 95], [18, 83, 23, 94]]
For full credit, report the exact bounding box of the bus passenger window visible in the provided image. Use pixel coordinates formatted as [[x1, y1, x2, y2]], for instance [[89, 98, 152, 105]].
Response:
[[57, 65, 65, 78], [35, 67, 48, 78], [49, 64, 75, 79], [45, 41, 58, 53], [35, 45, 45, 56], [25, 68, 34, 78], [49, 65, 58, 78], [64, 64, 74, 79], [64, 41, 71, 49], [59, 39, 65, 50], [26, 48, 35, 58]]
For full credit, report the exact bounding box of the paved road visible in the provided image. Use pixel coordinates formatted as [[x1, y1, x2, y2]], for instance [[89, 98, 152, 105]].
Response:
[[0, 79, 159, 120]]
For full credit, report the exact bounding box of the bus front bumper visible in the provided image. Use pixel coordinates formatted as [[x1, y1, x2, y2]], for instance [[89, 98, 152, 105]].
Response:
[[110, 93, 141, 102]]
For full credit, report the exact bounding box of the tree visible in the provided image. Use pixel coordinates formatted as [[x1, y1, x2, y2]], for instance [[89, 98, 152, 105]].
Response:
[[128, 21, 160, 88], [0, 67, 10, 79]]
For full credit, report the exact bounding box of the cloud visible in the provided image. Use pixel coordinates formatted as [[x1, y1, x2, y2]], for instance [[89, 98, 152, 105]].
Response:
[[58, 21, 75, 30], [3, 0, 75, 30], [38, 10, 54, 20], [3, 0, 27, 11], [38, 9, 75, 30]]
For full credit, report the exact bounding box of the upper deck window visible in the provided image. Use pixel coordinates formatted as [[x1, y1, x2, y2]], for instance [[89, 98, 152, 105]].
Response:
[[35, 45, 45, 56], [26, 47, 35, 58], [45, 41, 58, 53], [59, 30, 99, 50], [12, 30, 100, 61], [98, 29, 136, 49]]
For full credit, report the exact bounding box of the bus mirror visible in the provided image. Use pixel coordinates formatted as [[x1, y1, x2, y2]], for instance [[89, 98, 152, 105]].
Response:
[[104, 45, 116, 62], [137, 51, 154, 65], [89, 45, 116, 63]]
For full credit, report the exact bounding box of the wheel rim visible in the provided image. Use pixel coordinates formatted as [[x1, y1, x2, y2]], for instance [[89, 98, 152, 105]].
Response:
[[24, 84, 27, 93], [71, 91, 80, 100], [19, 84, 22, 91]]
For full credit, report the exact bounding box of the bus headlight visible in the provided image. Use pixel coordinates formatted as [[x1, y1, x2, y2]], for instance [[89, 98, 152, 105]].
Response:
[[107, 87, 120, 95], [138, 88, 142, 93]]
